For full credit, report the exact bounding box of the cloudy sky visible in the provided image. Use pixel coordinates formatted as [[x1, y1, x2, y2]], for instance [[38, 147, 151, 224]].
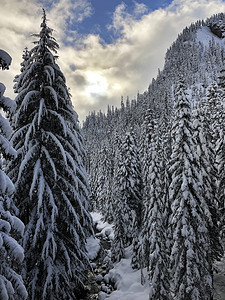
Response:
[[1, 0, 225, 122]]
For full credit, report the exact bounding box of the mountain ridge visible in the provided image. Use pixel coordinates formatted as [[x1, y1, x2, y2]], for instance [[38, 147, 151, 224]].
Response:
[[83, 13, 225, 134]]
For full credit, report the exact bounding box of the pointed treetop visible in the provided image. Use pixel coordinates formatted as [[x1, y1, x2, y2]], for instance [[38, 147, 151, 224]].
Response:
[[31, 9, 59, 55], [42, 8, 46, 21], [41, 8, 48, 29]]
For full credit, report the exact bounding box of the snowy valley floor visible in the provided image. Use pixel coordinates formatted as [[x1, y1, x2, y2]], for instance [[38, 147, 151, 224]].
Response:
[[86, 212, 225, 300]]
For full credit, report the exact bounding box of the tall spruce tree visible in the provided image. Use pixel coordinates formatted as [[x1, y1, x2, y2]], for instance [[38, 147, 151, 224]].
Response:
[[201, 82, 223, 263], [0, 50, 27, 299], [169, 78, 212, 300], [96, 141, 113, 219], [139, 108, 155, 208], [6, 11, 93, 299], [140, 123, 171, 299], [111, 135, 130, 261], [111, 130, 142, 262], [118, 130, 142, 223], [216, 101, 225, 236]]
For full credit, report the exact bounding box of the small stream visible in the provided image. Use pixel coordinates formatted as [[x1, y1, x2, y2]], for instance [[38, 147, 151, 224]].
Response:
[[81, 226, 115, 300]]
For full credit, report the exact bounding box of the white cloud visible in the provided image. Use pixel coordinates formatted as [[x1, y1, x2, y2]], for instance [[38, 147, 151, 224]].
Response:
[[58, 0, 225, 121], [44, 0, 93, 40], [1, 0, 225, 122], [0, 0, 41, 102], [133, 2, 148, 16]]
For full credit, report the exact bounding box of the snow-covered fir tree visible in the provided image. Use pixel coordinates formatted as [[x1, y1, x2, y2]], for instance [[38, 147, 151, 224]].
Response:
[[0, 49, 27, 300], [216, 102, 225, 237], [215, 67, 225, 238], [111, 188, 130, 262], [116, 130, 142, 224], [139, 108, 155, 207], [169, 78, 212, 300], [95, 141, 113, 220], [201, 82, 223, 263], [140, 123, 171, 300], [6, 11, 93, 299], [111, 130, 141, 262], [13, 47, 30, 94], [111, 136, 129, 262]]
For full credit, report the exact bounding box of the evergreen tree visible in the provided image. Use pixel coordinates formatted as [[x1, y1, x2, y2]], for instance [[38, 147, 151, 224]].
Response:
[[96, 141, 114, 221], [141, 124, 171, 299], [215, 68, 225, 237], [13, 47, 30, 94], [169, 78, 212, 300], [111, 188, 130, 262], [95, 142, 111, 214], [118, 130, 142, 223], [139, 108, 155, 205], [111, 130, 141, 262], [201, 82, 223, 262], [216, 102, 225, 237], [6, 11, 93, 299], [0, 50, 27, 300]]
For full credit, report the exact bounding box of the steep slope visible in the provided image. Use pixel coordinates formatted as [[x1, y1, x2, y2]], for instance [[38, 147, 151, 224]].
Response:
[[82, 13, 225, 299], [83, 13, 225, 139]]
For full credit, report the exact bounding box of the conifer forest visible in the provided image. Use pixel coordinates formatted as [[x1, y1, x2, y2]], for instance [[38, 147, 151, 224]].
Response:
[[1, 8, 225, 300]]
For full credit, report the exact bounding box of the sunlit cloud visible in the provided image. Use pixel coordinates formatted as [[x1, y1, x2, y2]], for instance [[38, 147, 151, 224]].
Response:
[[1, 0, 225, 122], [58, 0, 225, 121], [112, 83, 122, 91], [84, 71, 108, 97]]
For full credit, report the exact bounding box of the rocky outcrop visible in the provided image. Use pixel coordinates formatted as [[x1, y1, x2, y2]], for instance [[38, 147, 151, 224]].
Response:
[[209, 20, 225, 38]]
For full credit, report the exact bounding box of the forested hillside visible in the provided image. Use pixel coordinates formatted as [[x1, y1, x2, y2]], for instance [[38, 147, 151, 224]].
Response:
[[83, 13, 225, 299]]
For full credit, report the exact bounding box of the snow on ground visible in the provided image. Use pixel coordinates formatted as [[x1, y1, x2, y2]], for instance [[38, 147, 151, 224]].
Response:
[[196, 25, 225, 48], [86, 212, 114, 261], [90, 212, 150, 300], [91, 212, 225, 300], [91, 211, 114, 240], [86, 236, 100, 260], [214, 255, 225, 300], [107, 247, 150, 300]]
